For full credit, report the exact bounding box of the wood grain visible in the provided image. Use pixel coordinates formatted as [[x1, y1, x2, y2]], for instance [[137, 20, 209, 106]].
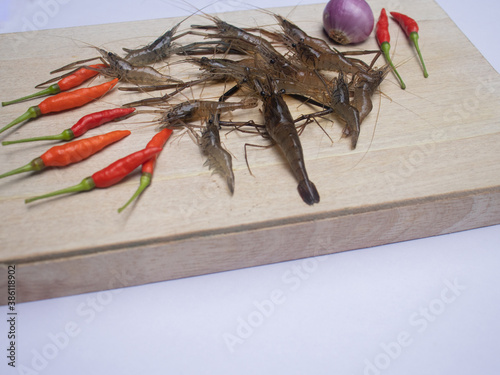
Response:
[[1, 0, 499, 303]]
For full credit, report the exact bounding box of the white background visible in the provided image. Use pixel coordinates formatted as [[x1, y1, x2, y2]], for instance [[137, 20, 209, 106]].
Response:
[[1, 1, 500, 374]]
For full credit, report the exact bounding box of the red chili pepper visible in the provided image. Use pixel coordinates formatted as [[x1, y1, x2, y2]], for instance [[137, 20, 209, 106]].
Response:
[[0, 130, 130, 179], [118, 128, 173, 213], [1, 65, 106, 107], [2, 107, 136, 145], [25, 147, 163, 203], [0, 79, 119, 135], [375, 8, 406, 90], [390, 11, 429, 78]]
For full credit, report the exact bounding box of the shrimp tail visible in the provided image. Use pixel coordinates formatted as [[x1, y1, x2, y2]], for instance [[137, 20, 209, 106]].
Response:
[[297, 179, 320, 205], [203, 151, 235, 194]]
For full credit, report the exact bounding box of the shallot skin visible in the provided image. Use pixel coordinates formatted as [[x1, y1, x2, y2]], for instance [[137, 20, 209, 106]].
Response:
[[323, 0, 374, 45]]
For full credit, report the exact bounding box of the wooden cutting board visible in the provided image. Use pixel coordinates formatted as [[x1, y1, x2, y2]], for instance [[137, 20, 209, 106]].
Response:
[[1, 0, 499, 303]]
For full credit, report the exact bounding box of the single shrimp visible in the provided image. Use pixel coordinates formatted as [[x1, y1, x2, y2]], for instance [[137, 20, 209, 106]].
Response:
[[252, 75, 320, 205], [51, 48, 184, 85], [122, 18, 192, 65], [121, 6, 227, 64], [268, 14, 373, 75], [294, 71, 361, 149], [191, 15, 274, 49], [158, 97, 258, 128], [187, 56, 253, 86], [123, 28, 231, 65], [198, 114, 235, 194], [192, 16, 292, 70], [329, 72, 361, 149], [94, 48, 184, 85], [175, 40, 246, 56], [351, 65, 390, 123]]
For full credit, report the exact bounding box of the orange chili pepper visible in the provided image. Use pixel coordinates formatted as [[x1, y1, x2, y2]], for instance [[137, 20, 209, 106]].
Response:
[[0, 130, 130, 179], [1, 65, 106, 107], [0, 78, 119, 135]]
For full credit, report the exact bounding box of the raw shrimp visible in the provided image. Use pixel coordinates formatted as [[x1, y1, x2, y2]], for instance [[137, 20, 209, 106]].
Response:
[[95, 48, 183, 85], [266, 14, 373, 74], [175, 40, 246, 56], [190, 56, 331, 106], [189, 56, 252, 80], [351, 65, 390, 123], [159, 97, 258, 128], [192, 16, 292, 70], [120, 57, 247, 107], [52, 48, 184, 85], [122, 18, 191, 65], [123, 28, 232, 65], [330, 72, 361, 149], [252, 75, 320, 205], [192, 15, 275, 51], [198, 114, 235, 194], [292, 72, 362, 149]]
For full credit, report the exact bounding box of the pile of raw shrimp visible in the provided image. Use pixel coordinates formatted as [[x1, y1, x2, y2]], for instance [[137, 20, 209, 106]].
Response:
[[43, 12, 388, 206]]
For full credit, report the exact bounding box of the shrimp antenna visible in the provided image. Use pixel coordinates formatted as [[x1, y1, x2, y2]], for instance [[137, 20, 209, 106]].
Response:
[[176, 0, 223, 20]]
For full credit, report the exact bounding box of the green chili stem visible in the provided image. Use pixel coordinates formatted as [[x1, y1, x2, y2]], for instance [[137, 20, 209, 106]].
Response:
[[380, 42, 406, 90], [2, 84, 61, 107], [0, 106, 42, 134], [117, 173, 152, 213], [25, 177, 96, 203], [409, 32, 429, 78], [2, 129, 74, 145], [0, 158, 45, 179]]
